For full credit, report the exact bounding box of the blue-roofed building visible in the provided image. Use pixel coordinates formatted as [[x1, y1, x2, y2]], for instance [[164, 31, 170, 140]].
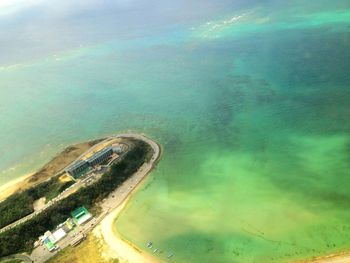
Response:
[[65, 147, 114, 179], [65, 160, 89, 178], [86, 147, 113, 166]]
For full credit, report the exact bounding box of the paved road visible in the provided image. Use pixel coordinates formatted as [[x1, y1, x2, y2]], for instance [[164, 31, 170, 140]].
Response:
[[30, 214, 105, 263], [0, 253, 33, 263]]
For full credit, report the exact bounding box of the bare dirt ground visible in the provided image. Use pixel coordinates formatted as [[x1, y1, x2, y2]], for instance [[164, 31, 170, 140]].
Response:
[[33, 197, 46, 211]]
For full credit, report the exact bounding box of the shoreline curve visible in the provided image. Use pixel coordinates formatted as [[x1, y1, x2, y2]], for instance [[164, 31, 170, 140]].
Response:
[[98, 133, 161, 263]]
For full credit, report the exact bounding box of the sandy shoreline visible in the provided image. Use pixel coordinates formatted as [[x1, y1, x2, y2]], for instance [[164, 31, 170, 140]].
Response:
[[300, 252, 350, 263], [98, 131, 350, 263], [97, 133, 161, 263], [98, 198, 159, 263], [0, 172, 34, 201]]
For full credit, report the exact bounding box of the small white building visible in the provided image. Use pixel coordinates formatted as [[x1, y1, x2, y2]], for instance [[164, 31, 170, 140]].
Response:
[[52, 228, 67, 243], [112, 145, 123, 154]]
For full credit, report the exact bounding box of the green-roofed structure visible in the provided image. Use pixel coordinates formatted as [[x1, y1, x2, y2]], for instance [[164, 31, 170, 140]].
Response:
[[43, 238, 55, 251], [71, 206, 92, 225]]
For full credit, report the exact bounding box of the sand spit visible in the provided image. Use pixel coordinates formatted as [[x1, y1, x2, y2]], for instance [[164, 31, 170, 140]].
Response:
[[98, 133, 161, 263], [302, 252, 350, 263]]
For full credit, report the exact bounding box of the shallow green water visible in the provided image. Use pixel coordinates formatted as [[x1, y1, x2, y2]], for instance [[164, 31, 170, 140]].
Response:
[[0, 1, 349, 262]]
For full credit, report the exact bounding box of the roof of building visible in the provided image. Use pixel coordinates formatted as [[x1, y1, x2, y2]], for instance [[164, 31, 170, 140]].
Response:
[[66, 159, 88, 172], [71, 206, 89, 220], [112, 145, 123, 153], [76, 213, 92, 225], [52, 228, 67, 243], [43, 238, 55, 251], [86, 147, 113, 163]]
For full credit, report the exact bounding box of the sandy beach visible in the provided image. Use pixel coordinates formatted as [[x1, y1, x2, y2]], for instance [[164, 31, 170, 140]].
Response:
[[302, 252, 350, 263], [98, 200, 159, 263], [0, 172, 34, 201], [97, 133, 161, 263]]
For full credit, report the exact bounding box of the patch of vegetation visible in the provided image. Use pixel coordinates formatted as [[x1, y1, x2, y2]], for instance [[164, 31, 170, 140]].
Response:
[[29, 177, 74, 201], [0, 192, 35, 230], [0, 139, 152, 257], [0, 177, 74, 229]]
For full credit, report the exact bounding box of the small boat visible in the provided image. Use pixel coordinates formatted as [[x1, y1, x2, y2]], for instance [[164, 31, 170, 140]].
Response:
[[153, 248, 158, 253], [147, 241, 153, 248], [167, 253, 173, 258]]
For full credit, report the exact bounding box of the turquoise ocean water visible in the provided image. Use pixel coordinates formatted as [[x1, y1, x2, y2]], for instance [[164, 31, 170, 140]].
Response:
[[0, 1, 349, 262]]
